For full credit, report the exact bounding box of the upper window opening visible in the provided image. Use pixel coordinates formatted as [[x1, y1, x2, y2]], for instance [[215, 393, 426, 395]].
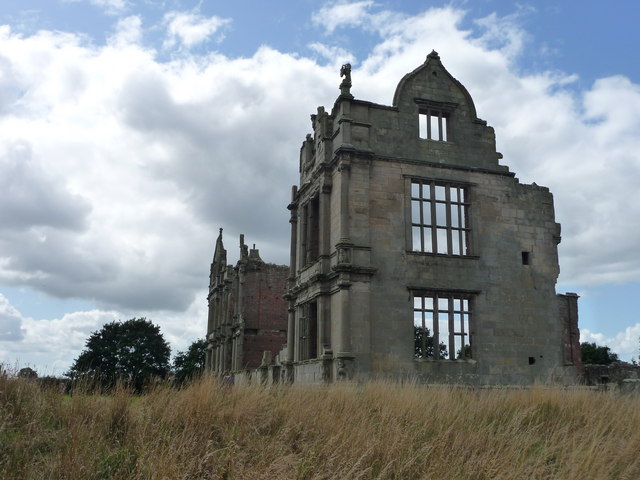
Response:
[[411, 180, 470, 256], [419, 110, 448, 141], [415, 98, 457, 142]]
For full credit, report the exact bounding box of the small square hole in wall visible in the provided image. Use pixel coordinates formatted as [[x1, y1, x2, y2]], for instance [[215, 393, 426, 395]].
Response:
[[521, 251, 531, 265], [528, 356, 536, 365]]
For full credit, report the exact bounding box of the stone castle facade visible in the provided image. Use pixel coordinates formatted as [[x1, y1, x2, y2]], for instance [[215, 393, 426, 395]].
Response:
[[206, 52, 582, 385]]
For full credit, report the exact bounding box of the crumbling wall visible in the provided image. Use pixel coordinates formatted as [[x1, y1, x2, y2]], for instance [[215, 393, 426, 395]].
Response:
[[241, 263, 288, 369], [583, 364, 640, 386]]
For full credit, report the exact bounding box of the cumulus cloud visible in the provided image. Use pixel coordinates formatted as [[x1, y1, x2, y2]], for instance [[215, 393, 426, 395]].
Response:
[[108, 15, 142, 47], [312, 0, 376, 34], [0, 141, 91, 231], [310, 0, 407, 36], [0, 23, 336, 313], [0, 292, 119, 372], [582, 325, 640, 362], [163, 11, 231, 49], [308, 42, 355, 65], [0, 294, 25, 341]]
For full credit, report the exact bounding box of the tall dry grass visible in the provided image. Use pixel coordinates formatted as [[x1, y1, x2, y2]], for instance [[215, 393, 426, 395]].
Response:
[[1, 373, 639, 479]]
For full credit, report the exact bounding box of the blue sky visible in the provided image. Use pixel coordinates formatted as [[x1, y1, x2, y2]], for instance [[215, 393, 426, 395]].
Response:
[[0, 0, 639, 374]]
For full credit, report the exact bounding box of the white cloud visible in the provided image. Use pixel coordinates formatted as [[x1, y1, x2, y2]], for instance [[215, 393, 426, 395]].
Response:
[[90, 0, 128, 16], [308, 42, 355, 65], [311, 0, 402, 36], [473, 10, 531, 60], [0, 141, 91, 231], [163, 11, 231, 50], [312, 0, 375, 34], [0, 293, 25, 341], [108, 15, 143, 47], [582, 325, 640, 362]]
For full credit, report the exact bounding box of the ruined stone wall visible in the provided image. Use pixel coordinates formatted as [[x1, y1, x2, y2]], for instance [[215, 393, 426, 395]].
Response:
[[284, 52, 579, 385], [356, 155, 571, 384], [206, 234, 288, 374], [583, 364, 640, 386]]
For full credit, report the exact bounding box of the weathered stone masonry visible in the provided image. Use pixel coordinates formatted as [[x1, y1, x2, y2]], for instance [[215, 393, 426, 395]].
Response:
[[207, 51, 582, 385]]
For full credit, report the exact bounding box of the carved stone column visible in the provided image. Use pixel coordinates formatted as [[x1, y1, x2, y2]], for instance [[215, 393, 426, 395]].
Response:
[[336, 281, 352, 358], [286, 304, 295, 364], [288, 185, 298, 276], [338, 158, 351, 244]]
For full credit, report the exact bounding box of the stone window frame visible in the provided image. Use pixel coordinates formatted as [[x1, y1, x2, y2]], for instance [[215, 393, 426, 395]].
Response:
[[412, 290, 473, 361], [415, 98, 457, 142], [299, 193, 320, 267], [297, 300, 318, 361], [409, 178, 472, 256]]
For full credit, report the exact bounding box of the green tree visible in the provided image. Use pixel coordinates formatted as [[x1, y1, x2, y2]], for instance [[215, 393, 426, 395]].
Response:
[[17, 367, 37, 379], [172, 338, 207, 385], [414, 326, 448, 359], [580, 342, 619, 365], [66, 317, 171, 392]]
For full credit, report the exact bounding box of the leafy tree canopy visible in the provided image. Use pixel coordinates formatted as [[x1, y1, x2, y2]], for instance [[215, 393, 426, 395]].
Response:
[[172, 338, 207, 385], [17, 367, 37, 379], [580, 342, 619, 365], [66, 317, 170, 391]]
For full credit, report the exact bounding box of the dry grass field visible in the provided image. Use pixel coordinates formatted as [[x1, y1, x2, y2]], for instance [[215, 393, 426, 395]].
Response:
[[1, 374, 639, 479]]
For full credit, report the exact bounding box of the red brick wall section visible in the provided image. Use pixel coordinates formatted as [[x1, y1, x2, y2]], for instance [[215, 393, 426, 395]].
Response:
[[242, 264, 288, 330], [240, 264, 289, 369], [559, 293, 583, 373], [243, 330, 288, 369]]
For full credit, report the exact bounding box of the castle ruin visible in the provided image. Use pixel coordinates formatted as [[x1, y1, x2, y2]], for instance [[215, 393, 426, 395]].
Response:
[[206, 51, 582, 385]]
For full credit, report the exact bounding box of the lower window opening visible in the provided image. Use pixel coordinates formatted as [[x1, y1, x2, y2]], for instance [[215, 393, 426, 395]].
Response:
[[413, 293, 472, 360]]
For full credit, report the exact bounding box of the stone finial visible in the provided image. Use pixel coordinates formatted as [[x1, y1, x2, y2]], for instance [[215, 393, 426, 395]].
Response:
[[427, 50, 440, 61], [340, 63, 353, 98]]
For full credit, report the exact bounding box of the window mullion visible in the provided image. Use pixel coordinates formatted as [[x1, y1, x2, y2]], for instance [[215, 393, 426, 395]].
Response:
[[463, 200, 470, 255], [448, 299, 454, 359], [419, 182, 425, 252], [421, 309, 427, 357], [445, 186, 452, 255], [429, 183, 437, 252], [433, 295, 440, 360]]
